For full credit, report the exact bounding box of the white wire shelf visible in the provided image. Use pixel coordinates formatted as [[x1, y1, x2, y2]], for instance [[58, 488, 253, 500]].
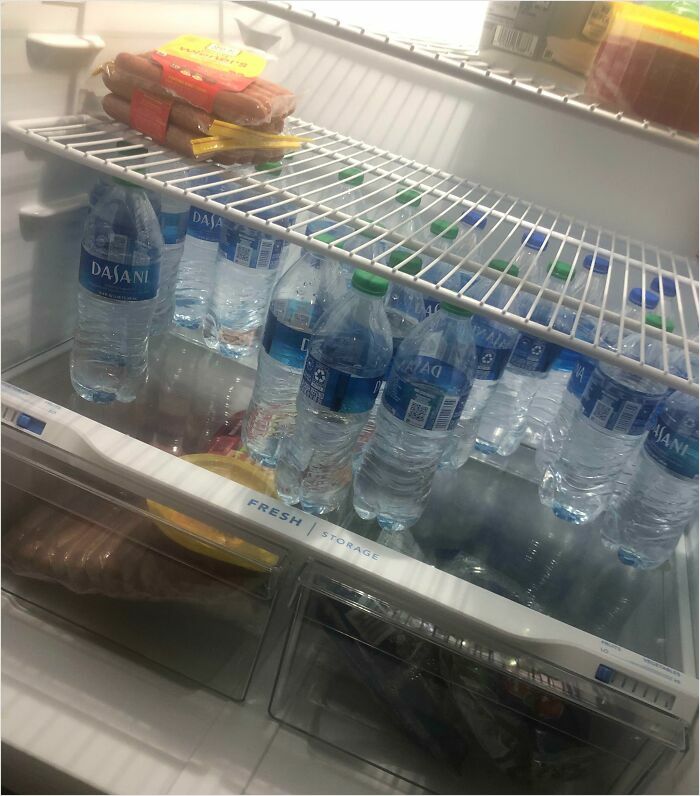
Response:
[[7, 112, 699, 395], [241, 0, 699, 153]]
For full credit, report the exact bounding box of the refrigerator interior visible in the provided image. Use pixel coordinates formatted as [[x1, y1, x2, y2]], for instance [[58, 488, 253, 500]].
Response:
[[1, 1, 698, 793]]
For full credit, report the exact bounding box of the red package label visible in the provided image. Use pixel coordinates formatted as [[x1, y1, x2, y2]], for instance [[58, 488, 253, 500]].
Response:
[[152, 51, 256, 113], [129, 88, 172, 144], [207, 411, 246, 456]]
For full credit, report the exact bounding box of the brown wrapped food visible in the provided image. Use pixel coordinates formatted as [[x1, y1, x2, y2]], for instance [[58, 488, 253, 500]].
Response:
[[3, 502, 259, 604], [101, 65, 286, 136], [102, 92, 291, 165], [115, 51, 295, 127]]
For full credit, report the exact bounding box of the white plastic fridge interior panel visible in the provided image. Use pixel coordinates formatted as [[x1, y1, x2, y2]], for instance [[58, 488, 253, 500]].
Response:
[[1, 379, 697, 732]]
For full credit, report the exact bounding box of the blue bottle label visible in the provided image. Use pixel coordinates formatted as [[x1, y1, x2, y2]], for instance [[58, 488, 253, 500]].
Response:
[[383, 356, 469, 431], [187, 207, 223, 242], [160, 211, 188, 245], [300, 353, 382, 413], [553, 347, 579, 373], [580, 368, 664, 436], [424, 297, 441, 316], [221, 223, 284, 270], [644, 407, 699, 479], [508, 332, 560, 373], [567, 355, 596, 399], [78, 247, 159, 301], [262, 310, 311, 370], [475, 346, 511, 381]]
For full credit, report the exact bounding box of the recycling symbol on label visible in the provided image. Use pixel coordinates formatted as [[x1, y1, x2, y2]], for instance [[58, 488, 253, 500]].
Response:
[[481, 351, 495, 366], [312, 367, 327, 387]]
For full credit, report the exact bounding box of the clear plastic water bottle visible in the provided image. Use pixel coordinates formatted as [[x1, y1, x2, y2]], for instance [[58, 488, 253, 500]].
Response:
[[650, 274, 679, 330], [474, 258, 570, 457], [150, 192, 190, 335], [536, 286, 659, 478], [539, 313, 672, 525], [174, 171, 228, 330], [353, 250, 427, 464], [328, 167, 368, 215], [527, 253, 609, 446], [380, 187, 424, 242], [440, 258, 520, 469], [203, 164, 297, 359], [353, 301, 477, 531], [602, 385, 697, 569], [242, 234, 347, 467], [276, 270, 393, 515], [457, 209, 488, 265], [423, 219, 468, 316], [71, 177, 162, 403]]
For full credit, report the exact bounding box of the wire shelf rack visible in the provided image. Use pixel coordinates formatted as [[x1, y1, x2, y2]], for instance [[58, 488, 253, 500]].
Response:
[[241, 0, 698, 153], [7, 112, 699, 395]]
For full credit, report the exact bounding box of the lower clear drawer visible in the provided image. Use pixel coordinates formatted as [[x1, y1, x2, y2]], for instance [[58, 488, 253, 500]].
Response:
[[1, 435, 286, 701], [270, 564, 680, 794]]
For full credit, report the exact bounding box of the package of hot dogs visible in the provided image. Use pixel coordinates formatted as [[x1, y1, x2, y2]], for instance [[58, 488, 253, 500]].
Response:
[[97, 36, 304, 163]]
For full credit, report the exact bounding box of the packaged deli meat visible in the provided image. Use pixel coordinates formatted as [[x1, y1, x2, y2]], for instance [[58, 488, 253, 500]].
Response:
[[101, 93, 296, 165], [114, 38, 295, 127], [3, 499, 264, 603], [101, 65, 287, 136]]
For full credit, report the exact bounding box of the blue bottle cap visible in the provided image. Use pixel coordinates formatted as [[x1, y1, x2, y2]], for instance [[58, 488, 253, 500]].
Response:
[[522, 229, 548, 251], [583, 254, 610, 274], [628, 288, 659, 309], [460, 209, 487, 230], [650, 275, 677, 298]]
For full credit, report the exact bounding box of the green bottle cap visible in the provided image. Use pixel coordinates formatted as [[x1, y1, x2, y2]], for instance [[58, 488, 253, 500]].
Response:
[[315, 232, 339, 247], [351, 269, 388, 296], [645, 313, 675, 333], [489, 259, 520, 277], [395, 188, 421, 207], [112, 175, 141, 188], [255, 161, 283, 175], [441, 301, 473, 318], [430, 219, 458, 240], [388, 249, 422, 275], [549, 260, 573, 280], [338, 167, 364, 186]]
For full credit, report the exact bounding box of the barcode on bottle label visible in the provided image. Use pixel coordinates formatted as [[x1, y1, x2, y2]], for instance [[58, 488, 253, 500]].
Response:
[[434, 397, 459, 431], [406, 398, 431, 428], [493, 25, 538, 58], [258, 239, 274, 269], [614, 401, 642, 434]]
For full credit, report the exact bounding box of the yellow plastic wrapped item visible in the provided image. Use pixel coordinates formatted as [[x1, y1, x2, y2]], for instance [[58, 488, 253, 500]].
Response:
[[147, 453, 279, 571]]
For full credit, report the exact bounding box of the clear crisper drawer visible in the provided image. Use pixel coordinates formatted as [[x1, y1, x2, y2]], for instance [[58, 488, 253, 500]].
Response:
[[1, 428, 287, 701], [270, 565, 684, 794]]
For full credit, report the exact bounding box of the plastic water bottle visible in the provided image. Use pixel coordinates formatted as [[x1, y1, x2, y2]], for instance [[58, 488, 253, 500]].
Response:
[[650, 274, 679, 330], [602, 386, 698, 569], [353, 301, 477, 531], [380, 187, 424, 243], [71, 177, 162, 403], [242, 234, 347, 467], [440, 258, 520, 469], [174, 171, 228, 329], [276, 270, 393, 515], [474, 257, 570, 457], [203, 164, 297, 358], [457, 209, 488, 265], [536, 287, 659, 478], [527, 253, 608, 446], [353, 250, 427, 464], [150, 192, 190, 335], [423, 219, 468, 316], [539, 313, 672, 525]]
